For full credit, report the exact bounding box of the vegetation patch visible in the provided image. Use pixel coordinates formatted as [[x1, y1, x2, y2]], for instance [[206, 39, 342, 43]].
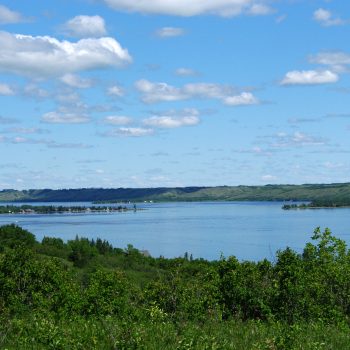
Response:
[[0, 224, 349, 348]]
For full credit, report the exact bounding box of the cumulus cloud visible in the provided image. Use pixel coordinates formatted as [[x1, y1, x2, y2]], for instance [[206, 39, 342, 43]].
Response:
[[310, 52, 350, 66], [143, 109, 200, 128], [143, 115, 199, 128], [309, 52, 350, 72], [135, 79, 187, 103], [135, 79, 259, 105], [23, 84, 50, 98], [223, 92, 258, 106], [54, 91, 83, 106], [0, 31, 132, 78], [248, 4, 274, 16], [313, 8, 344, 27], [280, 70, 339, 85], [60, 74, 93, 88], [62, 15, 107, 38], [0, 5, 24, 24], [156, 27, 185, 38], [0, 83, 14, 95], [107, 85, 124, 97], [184, 82, 232, 99], [102, 0, 273, 17], [41, 111, 90, 124], [103, 115, 133, 125], [105, 127, 154, 137], [175, 68, 198, 76]]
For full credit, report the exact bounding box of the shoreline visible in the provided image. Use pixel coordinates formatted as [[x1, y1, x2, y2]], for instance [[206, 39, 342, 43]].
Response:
[[0, 205, 142, 215]]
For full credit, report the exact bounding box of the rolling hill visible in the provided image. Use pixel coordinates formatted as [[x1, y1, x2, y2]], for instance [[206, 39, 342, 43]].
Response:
[[1, 183, 350, 203]]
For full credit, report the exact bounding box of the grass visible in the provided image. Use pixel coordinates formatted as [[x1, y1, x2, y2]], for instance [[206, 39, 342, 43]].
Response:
[[1, 316, 349, 349]]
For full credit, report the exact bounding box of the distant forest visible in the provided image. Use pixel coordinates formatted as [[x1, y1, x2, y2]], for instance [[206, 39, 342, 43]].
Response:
[[1, 182, 350, 204]]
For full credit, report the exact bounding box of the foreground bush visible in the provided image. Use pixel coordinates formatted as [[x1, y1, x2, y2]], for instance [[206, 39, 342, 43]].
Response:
[[0, 224, 349, 348]]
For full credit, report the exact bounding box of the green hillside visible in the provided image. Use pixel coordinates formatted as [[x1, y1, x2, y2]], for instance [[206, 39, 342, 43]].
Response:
[[1, 182, 350, 203]]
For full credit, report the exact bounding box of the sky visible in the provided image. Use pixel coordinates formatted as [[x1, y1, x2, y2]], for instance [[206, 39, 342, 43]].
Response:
[[0, 0, 350, 189]]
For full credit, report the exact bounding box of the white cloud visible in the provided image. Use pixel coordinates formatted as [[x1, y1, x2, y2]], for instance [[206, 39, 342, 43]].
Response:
[[41, 111, 90, 124], [107, 85, 124, 97], [60, 74, 93, 88], [142, 108, 200, 129], [47, 142, 91, 149], [143, 115, 199, 128], [310, 52, 350, 66], [135, 79, 187, 103], [0, 5, 23, 24], [0, 83, 14, 95], [223, 92, 258, 106], [309, 52, 350, 72], [183, 83, 230, 99], [156, 27, 185, 38], [135, 79, 259, 106], [271, 131, 327, 148], [102, 0, 273, 17], [280, 70, 339, 85], [0, 31, 132, 78], [62, 15, 107, 38], [106, 127, 154, 137], [324, 161, 345, 170], [276, 14, 287, 24], [291, 132, 321, 145], [6, 127, 49, 135], [248, 4, 274, 16], [23, 84, 50, 98], [55, 92, 81, 105], [313, 8, 344, 27], [0, 135, 91, 149], [261, 174, 277, 182], [103, 115, 132, 125], [175, 68, 198, 76]]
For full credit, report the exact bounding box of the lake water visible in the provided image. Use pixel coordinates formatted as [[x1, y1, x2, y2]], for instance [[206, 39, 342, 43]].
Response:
[[0, 201, 349, 261]]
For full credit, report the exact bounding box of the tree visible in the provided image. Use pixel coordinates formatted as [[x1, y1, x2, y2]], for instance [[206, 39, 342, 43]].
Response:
[[0, 224, 36, 251]]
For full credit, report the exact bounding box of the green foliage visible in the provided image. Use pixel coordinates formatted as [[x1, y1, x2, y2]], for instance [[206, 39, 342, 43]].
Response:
[[95, 237, 113, 255], [0, 246, 78, 316], [145, 267, 221, 322], [82, 269, 137, 317], [68, 236, 98, 268], [0, 224, 350, 348], [0, 224, 36, 251], [217, 257, 274, 321], [37, 236, 68, 259]]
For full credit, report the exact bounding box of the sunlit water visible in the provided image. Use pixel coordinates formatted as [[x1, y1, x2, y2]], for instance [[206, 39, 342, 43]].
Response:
[[0, 201, 349, 261]]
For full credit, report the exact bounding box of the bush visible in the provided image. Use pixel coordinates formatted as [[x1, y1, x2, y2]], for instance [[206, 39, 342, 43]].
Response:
[[0, 224, 36, 251]]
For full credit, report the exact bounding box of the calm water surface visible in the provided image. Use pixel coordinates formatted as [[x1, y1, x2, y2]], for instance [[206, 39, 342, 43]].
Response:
[[0, 201, 349, 261]]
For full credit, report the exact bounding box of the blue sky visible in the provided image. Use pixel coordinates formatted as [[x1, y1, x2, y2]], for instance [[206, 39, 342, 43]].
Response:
[[0, 0, 350, 189]]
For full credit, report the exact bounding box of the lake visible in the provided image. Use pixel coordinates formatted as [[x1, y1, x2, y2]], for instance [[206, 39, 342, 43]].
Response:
[[0, 201, 349, 261]]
